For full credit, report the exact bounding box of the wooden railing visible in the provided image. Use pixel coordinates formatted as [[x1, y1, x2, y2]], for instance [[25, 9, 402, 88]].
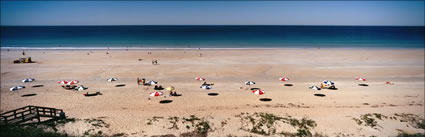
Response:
[[0, 105, 64, 125]]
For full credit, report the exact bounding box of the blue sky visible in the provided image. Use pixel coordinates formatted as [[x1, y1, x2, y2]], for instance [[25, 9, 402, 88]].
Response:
[[1, 1, 424, 26]]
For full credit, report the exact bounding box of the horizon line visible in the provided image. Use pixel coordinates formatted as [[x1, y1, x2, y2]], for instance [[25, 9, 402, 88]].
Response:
[[1, 24, 424, 27]]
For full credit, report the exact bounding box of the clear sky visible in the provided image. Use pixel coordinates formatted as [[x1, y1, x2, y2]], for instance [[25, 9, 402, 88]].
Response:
[[1, 1, 424, 26]]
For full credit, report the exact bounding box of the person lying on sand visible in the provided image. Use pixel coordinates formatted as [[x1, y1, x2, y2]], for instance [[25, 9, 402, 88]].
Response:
[[202, 82, 214, 86]]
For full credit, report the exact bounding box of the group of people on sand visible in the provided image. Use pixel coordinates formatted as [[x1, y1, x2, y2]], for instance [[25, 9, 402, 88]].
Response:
[[152, 60, 158, 65], [137, 77, 179, 96]]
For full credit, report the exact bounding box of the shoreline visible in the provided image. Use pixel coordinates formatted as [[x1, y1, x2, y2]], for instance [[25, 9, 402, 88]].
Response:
[[1, 46, 424, 50]]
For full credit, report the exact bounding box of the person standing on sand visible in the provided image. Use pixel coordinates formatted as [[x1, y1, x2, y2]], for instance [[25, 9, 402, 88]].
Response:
[[22, 50, 25, 55]]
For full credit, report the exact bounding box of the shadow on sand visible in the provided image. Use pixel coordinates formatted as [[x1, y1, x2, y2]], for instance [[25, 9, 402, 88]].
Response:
[[21, 93, 37, 97], [358, 84, 369, 87], [284, 84, 293, 86], [259, 98, 272, 102], [32, 85, 44, 88], [115, 84, 126, 87], [208, 93, 219, 96], [314, 94, 326, 97], [159, 100, 173, 104]]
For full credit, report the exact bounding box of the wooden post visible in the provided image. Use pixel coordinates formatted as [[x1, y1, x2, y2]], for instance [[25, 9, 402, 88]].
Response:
[[21, 112, 25, 121], [3, 116, 8, 125], [52, 108, 56, 117], [36, 108, 40, 116]]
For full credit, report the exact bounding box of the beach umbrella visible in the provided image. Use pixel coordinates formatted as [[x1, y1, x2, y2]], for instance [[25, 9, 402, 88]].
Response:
[[10, 86, 25, 91], [322, 80, 334, 86], [309, 86, 321, 90], [166, 86, 175, 91], [252, 89, 265, 95], [279, 77, 289, 82], [200, 85, 212, 90], [22, 78, 35, 83], [107, 77, 118, 82], [195, 77, 205, 81], [75, 86, 88, 91], [355, 77, 366, 81], [67, 80, 79, 85], [150, 91, 163, 97], [146, 80, 158, 85], [58, 80, 68, 85], [245, 81, 256, 85]]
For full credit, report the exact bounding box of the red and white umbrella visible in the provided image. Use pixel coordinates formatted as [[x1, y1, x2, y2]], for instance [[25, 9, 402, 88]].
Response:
[[67, 80, 79, 85], [355, 77, 366, 81], [195, 77, 205, 81], [150, 91, 163, 97], [58, 80, 68, 85], [279, 77, 289, 82], [252, 89, 265, 95]]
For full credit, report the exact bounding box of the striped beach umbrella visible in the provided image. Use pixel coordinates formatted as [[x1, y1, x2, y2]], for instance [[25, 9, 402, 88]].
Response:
[[279, 77, 289, 82], [355, 77, 366, 81], [68, 80, 79, 85], [58, 80, 68, 85], [195, 77, 205, 81], [252, 89, 265, 95], [245, 81, 256, 85], [200, 85, 212, 90], [150, 91, 163, 97], [10, 86, 25, 91], [107, 77, 118, 82], [22, 78, 35, 83]]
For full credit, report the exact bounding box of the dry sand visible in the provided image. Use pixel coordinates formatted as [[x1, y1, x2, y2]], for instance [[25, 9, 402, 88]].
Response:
[[1, 49, 424, 136]]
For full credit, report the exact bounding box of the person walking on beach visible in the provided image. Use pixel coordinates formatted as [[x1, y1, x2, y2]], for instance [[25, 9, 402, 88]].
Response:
[[22, 50, 25, 56]]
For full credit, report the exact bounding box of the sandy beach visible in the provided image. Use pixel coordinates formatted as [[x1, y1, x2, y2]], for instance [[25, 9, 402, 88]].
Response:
[[1, 49, 424, 136]]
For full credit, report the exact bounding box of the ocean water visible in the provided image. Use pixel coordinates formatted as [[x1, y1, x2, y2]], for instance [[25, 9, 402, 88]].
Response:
[[1, 26, 424, 49]]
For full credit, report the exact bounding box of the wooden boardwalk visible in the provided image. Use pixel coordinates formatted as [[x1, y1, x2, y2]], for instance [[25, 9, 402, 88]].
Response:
[[0, 105, 64, 125]]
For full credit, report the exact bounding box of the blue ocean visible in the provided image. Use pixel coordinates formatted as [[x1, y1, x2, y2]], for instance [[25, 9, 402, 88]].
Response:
[[1, 26, 424, 49]]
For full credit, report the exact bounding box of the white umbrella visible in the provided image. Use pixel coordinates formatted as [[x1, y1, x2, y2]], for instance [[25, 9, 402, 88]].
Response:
[[150, 91, 163, 97], [252, 89, 265, 95], [245, 81, 256, 85], [309, 86, 321, 90], [200, 85, 212, 90], [10, 86, 25, 91], [75, 86, 88, 91], [107, 77, 118, 82], [22, 78, 35, 83], [322, 80, 334, 86], [146, 80, 158, 85]]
